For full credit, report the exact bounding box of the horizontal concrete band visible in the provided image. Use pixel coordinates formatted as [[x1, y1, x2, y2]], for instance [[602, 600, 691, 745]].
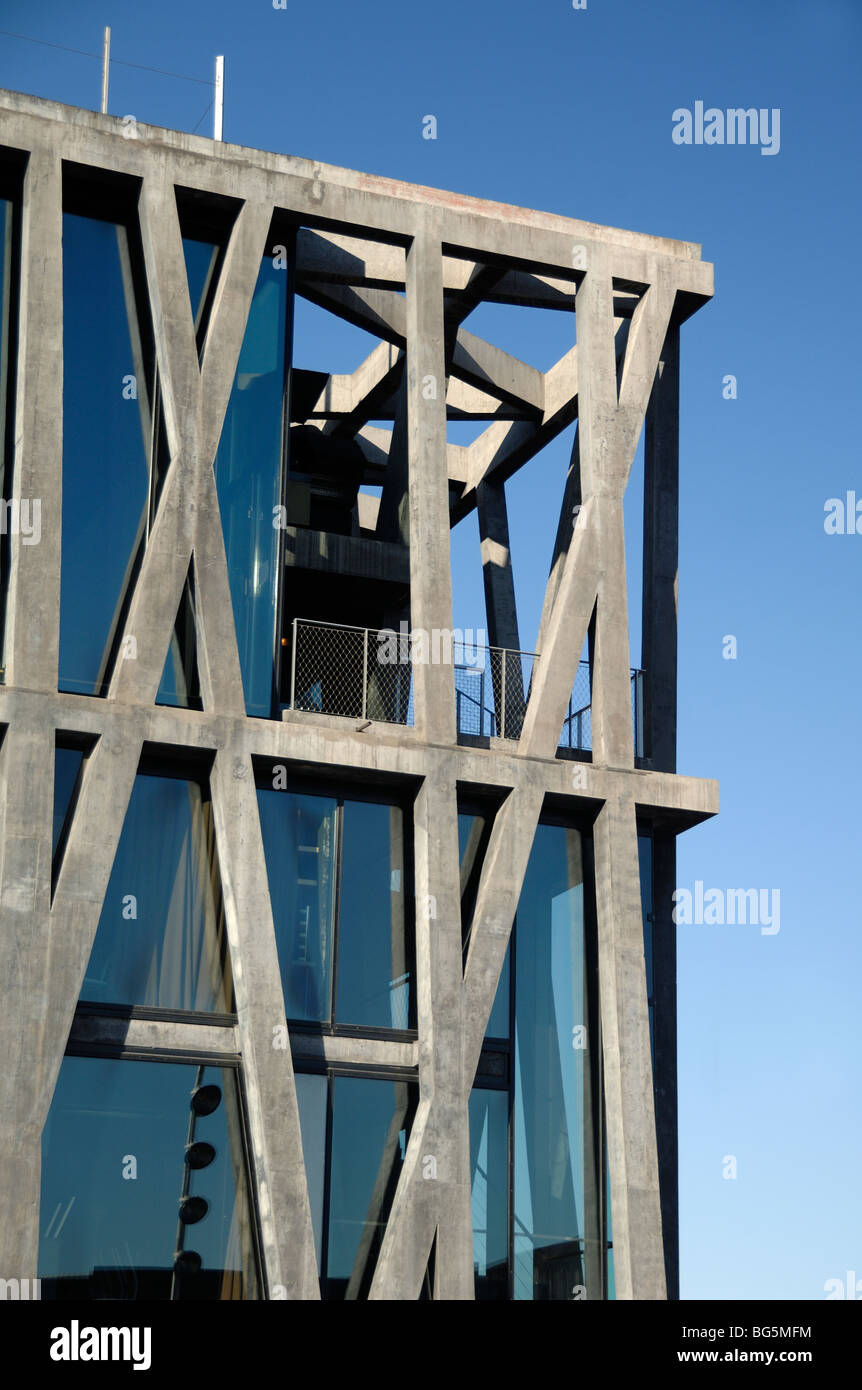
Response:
[[0, 90, 714, 294], [0, 686, 718, 824]]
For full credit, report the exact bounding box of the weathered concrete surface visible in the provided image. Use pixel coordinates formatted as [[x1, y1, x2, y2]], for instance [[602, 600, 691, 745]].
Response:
[[0, 87, 715, 1301]]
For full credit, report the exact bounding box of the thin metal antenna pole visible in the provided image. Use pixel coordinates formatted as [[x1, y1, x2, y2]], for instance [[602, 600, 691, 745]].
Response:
[[100, 26, 110, 114], [214, 55, 224, 140]]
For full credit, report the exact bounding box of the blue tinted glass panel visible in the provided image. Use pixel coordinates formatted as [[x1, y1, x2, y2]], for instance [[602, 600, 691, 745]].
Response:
[[513, 823, 590, 1300], [638, 833, 654, 1064], [257, 788, 336, 1023], [214, 258, 286, 717], [182, 237, 218, 332], [336, 801, 408, 1028], [469, 1088, 509, 1300], [156, 577, 198, 709], [60, 214, 150, 696], [39, 1057, 259, 1299], [52, 747, 83, 858], [326, 1075, 411, 1299], [638, 833, 653, 997], [82, 774, 231, 1011], [458, 811, 509, 1038]]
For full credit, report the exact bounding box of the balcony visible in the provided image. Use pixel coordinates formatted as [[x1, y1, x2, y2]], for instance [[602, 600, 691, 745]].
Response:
[[284, 619, 644, 755]]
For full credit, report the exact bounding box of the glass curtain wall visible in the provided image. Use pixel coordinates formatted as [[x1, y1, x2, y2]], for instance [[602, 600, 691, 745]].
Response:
[[294, 1070, 415, 1299], [79, 767, 232, 1013], [39, 1056, 259, 1300], [212, 252, 288, 718], [464, 817, 610, 1301], [59, 200, 290, 716], [59, 211, 152, 695], [257, 781, 410, 1031]]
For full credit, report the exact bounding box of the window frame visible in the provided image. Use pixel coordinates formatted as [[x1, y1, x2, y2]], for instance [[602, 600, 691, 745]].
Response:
[[293, 1058, 419, 1300], [44, 1040, 267, 1301], [254, 763, 418, 1039], [465, 806, 615, 1301], [72, 745, 235, 1024]]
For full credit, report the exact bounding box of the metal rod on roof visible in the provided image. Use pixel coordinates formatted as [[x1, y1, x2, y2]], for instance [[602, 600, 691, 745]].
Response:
[[214, 55, 224, 140], [100, 26, 110, 114]]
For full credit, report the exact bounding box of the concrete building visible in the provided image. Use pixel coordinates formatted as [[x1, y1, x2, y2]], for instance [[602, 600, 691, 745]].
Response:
[[0, 87, 716, 1301]]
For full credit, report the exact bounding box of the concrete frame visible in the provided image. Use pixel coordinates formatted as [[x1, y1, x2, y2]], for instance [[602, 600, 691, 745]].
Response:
[[0, 89, 716, 1301]]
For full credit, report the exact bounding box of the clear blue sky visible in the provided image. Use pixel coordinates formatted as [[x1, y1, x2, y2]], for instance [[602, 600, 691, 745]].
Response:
[[2, 0, 860, 1300]]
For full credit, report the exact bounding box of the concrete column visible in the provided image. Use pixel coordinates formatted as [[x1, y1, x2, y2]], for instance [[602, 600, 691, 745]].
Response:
[[405, 218, 456, 744], [209, 746, 320, 1299], [375, 376, 410, 544], [4, 146, 63, 692], [476, 480, 520, 653], [593, 792, 666, 1300], [370, 766, 473, 1299], [651, 827, 679, 1298], [0, 721, 54, 1279], [590, 494, 635, 768], [477, 479, 525, 734]]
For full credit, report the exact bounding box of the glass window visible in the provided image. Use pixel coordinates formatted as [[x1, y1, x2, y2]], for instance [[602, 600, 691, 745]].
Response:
[[39, 1056, 259, 1300], [337, 801, 407, 1028], [59, 213, 151, 697], [295, 1071, 415, 1300], [512, 822, 601, 1300], [258, 789, 336, 1022], [52, 746, 83, 860], [82, 771, 232, 1012], [182, 236, 219, 334], [469, 1088, 509, 1300], [214, 256, 287, 717], [257, 782, 410, 1031], [458, 808, 509, 1038]]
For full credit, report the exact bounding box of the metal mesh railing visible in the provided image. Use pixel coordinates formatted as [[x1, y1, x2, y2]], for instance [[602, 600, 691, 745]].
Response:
[[289, 620, 413, 724], [454, 645, 536, 740], [287, 620, 643, 753], [559, 666, 644, 755]]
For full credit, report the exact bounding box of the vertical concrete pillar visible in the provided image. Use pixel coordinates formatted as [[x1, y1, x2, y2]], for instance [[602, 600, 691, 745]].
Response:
[[651, 826, 679, 1298], [4, 145, 63, 691], [593, 792, 666, 1300], [405, 218, 456, 744], [370, 767, 474, 1299], [0, 722, 54, 1280], [209, 746, 320, 1299]]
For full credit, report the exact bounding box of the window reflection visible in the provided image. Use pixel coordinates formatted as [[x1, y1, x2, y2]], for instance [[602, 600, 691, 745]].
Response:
[[52, 745, 83, 861], [337, 802, 407, 1028], [59, 213, 151, 696], [39, 1057, 259, 1300], [512, 823, 601, 1300], [295, 1071, 414, 1300], [214, 257, 287, 717], [458, 808, 509, 1038], [82, 771, 232, 1013], [469, 1088, 509, 1299], [258, 790, 336, 1023], [257, 784, 410, 1031]]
